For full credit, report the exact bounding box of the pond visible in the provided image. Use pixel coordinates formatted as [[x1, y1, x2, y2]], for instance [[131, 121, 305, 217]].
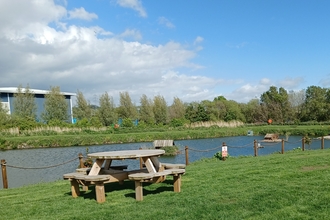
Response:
[[0, 135, 328, 188]]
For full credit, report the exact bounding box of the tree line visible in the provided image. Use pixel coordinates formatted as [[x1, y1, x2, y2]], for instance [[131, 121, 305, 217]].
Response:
[[1, 84, 330, 129]]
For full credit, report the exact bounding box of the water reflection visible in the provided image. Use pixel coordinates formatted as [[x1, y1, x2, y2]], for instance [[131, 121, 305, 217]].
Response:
[[0, 136, 328, 188]]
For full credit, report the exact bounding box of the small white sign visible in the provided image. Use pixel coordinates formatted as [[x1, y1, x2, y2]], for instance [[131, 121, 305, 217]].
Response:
[[222, 146, 228, 157]]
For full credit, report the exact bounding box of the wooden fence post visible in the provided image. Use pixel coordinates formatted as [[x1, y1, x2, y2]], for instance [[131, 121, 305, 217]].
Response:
[[302, 137, 305, 151], [78, 153, 84, 168], [254, 140, 258, 157], [281, 139, 285, 154], [185, 146, 189, 165], [321, 136, 324, 150], [1, 159, 8, 189]]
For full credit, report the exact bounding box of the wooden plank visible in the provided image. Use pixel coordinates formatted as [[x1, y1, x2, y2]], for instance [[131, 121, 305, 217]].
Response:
[[173, 175, 181, 192], [103, 159, 112, 170], [88, 159, 104, 176], [70, 179, 80, 197], [142, 157, 157, 173], [150, 156, 162, 171], [95, 182, 106, 203], [134, 181, 143, 201]]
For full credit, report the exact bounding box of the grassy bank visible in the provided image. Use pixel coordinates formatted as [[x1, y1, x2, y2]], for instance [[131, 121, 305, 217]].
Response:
[[1, 149, 330, 219], [0, 124, 330, 150]]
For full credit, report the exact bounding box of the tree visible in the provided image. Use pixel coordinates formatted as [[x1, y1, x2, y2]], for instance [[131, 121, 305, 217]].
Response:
[[288, 90, 305, 122], [98, 92, 117, 126], [202, 99, 226, 121], [241, 99, 265, 123], [73, 90, 92, 120], [41, 86, 69, 123], [168, 97, 185, 121], [13, 84, 37, 120], [185, 102, 210, 123], [153, 95, 168, 125], [139, 94, 155, 125], [260, 86, 291, 123], [223, 100, 245, 122], [0, 100, 10, 127], [300, 86, 328, 121], [117, 91, 137, 119]]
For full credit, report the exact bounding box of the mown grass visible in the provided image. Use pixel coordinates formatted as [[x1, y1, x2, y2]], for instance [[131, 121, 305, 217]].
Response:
[[1, 149, 330, 219]]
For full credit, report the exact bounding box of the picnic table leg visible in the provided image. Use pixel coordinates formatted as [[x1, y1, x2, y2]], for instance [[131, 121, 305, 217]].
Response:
[[134, 181, 144, 201], [95, 182, 106, 203], [173, 174, 182, 192], [70, 179, 80, 197]]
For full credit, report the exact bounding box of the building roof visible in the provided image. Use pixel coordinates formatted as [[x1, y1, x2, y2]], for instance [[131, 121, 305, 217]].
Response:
[[0, 87, 76, 96]]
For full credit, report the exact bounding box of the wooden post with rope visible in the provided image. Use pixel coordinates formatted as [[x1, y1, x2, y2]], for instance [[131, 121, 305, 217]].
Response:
[[302, 137, 305, 151], [321, 136, 324, 150], [1, 159, 8, 189], [78, 153, 84, 168], [254, 140, 258, 157], [281, 139, 285, 154], [185, 146, 189, 165]]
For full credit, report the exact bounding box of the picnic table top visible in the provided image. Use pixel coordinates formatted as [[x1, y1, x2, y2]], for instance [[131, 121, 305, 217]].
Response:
[[87, 149, 165, 160]]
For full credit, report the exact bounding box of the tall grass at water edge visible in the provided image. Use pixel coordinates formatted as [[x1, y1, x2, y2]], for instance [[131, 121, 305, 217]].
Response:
[[1, 149, 330, 219], [1, 124, 330, 149]]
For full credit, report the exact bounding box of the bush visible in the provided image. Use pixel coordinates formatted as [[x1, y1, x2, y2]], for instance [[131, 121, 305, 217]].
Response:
[[214, 151, 230, 160]]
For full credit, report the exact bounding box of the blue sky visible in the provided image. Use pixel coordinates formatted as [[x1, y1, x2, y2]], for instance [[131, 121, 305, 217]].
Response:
[[1, 0, 330, 105]]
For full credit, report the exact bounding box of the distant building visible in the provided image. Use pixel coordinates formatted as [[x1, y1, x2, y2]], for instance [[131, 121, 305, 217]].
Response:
[[0, 87, 76, 123]]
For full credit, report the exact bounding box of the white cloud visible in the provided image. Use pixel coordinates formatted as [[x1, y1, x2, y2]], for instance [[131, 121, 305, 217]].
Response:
[[116, 0, 147, 17], [278, 77, 304, 88], [0, 0, 222, 105], [68, 7, 98, 21], [260, 78, 272, 85], [119, 29, 142, 41], [193, 36, 204, 51], [194, 36, 204, 45], [158, 16, 175, 29]]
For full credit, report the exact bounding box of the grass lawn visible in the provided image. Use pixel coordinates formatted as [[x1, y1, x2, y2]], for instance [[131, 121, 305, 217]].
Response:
[[1, 149, 330, 219]]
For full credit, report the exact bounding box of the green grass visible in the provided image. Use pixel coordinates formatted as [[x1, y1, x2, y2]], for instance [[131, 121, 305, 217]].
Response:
[[1, 149, 330, 219]]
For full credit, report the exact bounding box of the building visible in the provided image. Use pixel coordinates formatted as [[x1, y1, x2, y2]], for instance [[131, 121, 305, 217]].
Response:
[[0, 87, 76, 123]]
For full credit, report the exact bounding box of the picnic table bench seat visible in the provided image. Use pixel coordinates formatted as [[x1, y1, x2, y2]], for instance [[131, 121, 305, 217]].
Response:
[[128, 168, 185, 201], [162, 163, 186, 169], [76, 165, 128, 175]]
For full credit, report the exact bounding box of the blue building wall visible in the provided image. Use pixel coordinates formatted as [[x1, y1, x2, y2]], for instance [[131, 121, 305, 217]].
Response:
[[1, 92, 73, 123]]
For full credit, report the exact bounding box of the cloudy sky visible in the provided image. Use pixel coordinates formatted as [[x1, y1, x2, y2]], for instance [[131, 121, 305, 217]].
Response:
[[1, 0, 330, 105]]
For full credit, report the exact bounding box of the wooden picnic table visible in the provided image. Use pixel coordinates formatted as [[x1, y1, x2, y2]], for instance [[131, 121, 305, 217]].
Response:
[[63, 149, 185, 203]]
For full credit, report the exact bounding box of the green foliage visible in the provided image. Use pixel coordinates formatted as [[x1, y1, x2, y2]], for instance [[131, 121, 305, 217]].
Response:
[[169, 118, 186, 127], [214, 151, 230, 160], [168, 97, 185, 121], [185, 102, 210, 123], [13, 84, 37, 120], [153, 95, 168, 125], [47, 119, 70, 127], [75, 118, 90, 127], [117, 91, 138, 119], [139, 94, 155, 125], [160, 146, 179, 156], [122, 118, 134, 127], [41, 86, 69, 123], [73, 90, 92, 120], [98, 92, 117, 126]]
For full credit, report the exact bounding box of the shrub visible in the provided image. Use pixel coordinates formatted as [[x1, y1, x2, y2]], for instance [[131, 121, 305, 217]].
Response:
[[214, 151, 230, 160]]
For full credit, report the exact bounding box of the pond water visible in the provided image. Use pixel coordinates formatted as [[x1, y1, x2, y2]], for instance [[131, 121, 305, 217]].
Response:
[[0, 135, 328, 188]]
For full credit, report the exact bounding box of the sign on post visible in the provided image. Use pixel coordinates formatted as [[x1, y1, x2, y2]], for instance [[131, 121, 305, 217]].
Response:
[[222, 146, 228, 158]]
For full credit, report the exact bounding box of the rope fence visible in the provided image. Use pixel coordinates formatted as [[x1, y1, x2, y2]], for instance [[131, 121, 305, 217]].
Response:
[[1, 136, 329, 189], [1, 153, 85, 189]]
